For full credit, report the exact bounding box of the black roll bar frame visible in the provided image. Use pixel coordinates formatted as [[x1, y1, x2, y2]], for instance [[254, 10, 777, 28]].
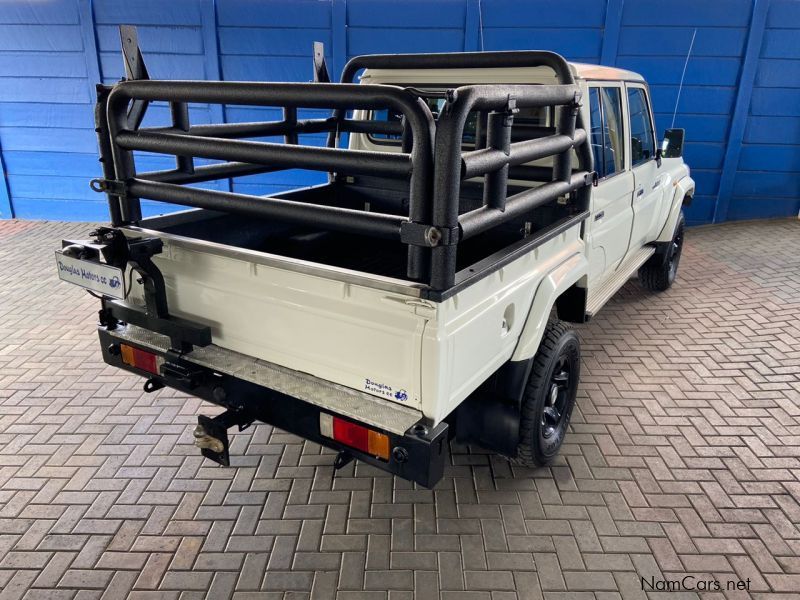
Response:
[[96, 35, 593, 298], [333, 50, 593, 289]]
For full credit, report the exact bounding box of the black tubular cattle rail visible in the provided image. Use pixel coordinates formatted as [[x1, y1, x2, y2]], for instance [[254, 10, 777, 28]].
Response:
[[95, 41, 593, 296]]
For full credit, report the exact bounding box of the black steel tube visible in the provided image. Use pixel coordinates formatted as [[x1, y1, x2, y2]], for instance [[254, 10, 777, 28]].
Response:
[[460, 84, 579, 110], [483, 111, 512, 211], [429, 83, 581, 288], [174, 117, 403, 139], [94, 85, 122, 225], [554, 103, 578, 183], [115, 130, 413, 178], [106, 78, 435, 268], [459, 171, 590, 240], [333, 49, 575, 149], [106, 95, 141, 224], [170, 101, 194, 174], [340, 50, 575, 87], [474, 111, 488, 150], [508, 164, 563, 181], [127, 178, 407, 240], [283, 106, 298, 144], [400, 116, 413, 153], [108, 80, 431, 113], [161, 119, 332, 139], [139, 161, 279, 184], [341, 120, 403, 136], [461, 130, 588, 179], [334, 49, 589, 290]]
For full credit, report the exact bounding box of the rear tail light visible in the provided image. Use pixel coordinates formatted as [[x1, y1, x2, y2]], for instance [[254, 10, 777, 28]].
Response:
[[319, 413, 390, 461], [120, 344, 163, 375]]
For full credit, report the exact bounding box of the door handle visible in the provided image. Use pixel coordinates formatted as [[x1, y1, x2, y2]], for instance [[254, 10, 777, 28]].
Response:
[[636, 187, 644, 197]]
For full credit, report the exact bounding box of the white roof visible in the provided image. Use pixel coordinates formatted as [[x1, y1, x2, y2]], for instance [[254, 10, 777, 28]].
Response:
[[360, 61, 645, 85], [570, 62, 645, 83]]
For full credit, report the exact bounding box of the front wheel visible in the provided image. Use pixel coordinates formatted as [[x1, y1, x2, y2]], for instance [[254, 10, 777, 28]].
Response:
[[638, 211, 685, 292], [516, 320, 580, 467]]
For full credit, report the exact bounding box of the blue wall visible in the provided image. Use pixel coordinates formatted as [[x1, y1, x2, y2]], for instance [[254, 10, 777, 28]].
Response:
[[0, 0, 797, 224]]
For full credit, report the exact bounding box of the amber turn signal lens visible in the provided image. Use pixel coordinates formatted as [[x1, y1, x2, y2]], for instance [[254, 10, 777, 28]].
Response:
[[319, 413, 390, 461], [119, 344, 162, 375]]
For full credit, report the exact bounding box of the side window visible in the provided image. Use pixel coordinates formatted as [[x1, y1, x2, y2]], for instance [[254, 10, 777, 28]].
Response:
[[588, 86, 625, 178], [588, 88, 603, 175], [600, 88, 624, 176], [627, 87, 655, 166]]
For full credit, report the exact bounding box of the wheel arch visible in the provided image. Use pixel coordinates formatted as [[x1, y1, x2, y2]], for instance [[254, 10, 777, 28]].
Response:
[[656, 175, 695, 243], [511, 252, 588, 362]]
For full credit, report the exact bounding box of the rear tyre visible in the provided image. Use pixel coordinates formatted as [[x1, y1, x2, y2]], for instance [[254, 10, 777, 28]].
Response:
[[638, 211, 685, 292], [516, 320, 580, 467]]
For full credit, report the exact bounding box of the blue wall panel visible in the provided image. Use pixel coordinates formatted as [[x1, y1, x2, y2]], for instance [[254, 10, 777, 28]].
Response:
[[728, 0, 800, 221], [216, 0, 333, 193], [0, 0, 798, 223], [615, 0, 753, 225]]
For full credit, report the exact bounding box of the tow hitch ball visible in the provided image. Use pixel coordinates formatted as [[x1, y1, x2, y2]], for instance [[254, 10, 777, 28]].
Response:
[[193, 425, 225, 454], [192, 409, 253, 467]]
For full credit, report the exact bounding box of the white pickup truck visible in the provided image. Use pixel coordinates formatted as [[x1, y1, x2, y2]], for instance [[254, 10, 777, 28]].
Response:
[[57, 28, 694, 487]]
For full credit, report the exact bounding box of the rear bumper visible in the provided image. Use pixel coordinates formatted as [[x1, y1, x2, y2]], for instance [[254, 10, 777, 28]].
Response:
[[98, 325, 448, 488]]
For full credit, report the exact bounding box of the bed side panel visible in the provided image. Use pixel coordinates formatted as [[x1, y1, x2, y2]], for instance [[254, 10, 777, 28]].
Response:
[[420, 228, 585, 424]]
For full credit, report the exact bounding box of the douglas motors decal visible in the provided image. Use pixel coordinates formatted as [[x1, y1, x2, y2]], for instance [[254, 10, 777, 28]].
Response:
[[364, 378, 408, 402]]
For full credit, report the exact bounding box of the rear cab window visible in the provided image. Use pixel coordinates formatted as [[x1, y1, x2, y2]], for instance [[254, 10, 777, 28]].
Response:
[[370, 90, 550, 146]]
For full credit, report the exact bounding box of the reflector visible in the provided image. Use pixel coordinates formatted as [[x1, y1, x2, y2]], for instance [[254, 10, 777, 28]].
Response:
[[318, 413, 390, 461], [120, 344, 162, 375]]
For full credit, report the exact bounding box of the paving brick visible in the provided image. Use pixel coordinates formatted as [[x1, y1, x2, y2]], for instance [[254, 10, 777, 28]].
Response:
[[0, 218, 798, 598]]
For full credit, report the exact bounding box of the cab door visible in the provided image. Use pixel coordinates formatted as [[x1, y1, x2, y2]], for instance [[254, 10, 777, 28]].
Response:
[[585, 83, 634, 283], [626, 84, 665, 251]]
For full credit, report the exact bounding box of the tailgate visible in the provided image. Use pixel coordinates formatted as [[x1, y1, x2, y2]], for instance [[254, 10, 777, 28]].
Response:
[[123, 227, 428, 411]]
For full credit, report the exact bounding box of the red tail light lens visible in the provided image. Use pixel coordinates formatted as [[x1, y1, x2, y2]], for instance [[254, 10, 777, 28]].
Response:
[[319, 413, 390, 461], [120, 344, 163, 375]]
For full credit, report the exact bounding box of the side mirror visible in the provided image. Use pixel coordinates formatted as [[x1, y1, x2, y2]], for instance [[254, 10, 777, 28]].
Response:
[[662, 128, 685, 159]]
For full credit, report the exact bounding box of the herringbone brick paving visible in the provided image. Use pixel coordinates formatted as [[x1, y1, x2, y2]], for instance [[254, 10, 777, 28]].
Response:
[[1, 218, 799, 600]]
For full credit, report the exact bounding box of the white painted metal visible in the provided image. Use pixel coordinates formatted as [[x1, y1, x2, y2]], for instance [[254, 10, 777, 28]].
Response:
[[123, 230, 428, 411], [580, 82, 635, 285], [625, 83, 671, 254], [420, 228, 585, 423]]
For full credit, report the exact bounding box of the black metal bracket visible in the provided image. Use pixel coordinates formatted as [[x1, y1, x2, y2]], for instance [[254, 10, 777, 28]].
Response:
[[119, 25, 150, 130], [61, 227, 129, 271], [143, 378, 165, 393], [161, 352, 206, 389], [95, 230, 212, 353], [126, 237, 168, 317], [90, 177, 127, 197], [501, 95, 519, 126], [333, 450, 354, 470], [195, 409, 254, 467], [400, 222, 460, 247]]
